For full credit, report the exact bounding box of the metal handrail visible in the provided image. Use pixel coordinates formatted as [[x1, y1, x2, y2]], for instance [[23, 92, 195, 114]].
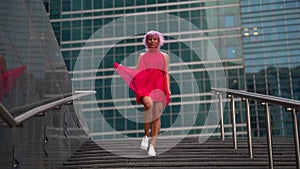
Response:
[[211, 87, 300, 169], [9, 93, 73, 115], [0, 91, 96, 127]]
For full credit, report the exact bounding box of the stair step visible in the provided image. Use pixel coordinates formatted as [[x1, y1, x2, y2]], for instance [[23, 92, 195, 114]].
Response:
[[61, 137, 297, 169]]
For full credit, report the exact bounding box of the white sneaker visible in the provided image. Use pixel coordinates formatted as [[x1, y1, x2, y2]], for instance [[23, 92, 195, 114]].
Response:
[[140, 136, 149, 150], [148, 144, 156, 156]]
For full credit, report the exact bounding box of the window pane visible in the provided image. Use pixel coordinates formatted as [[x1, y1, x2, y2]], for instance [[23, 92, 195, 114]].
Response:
[[225, 15, 235, 27], [227, 46, 236, 58]]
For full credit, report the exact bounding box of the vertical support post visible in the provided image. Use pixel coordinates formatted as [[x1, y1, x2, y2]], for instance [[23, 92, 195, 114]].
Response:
[[63, 111, 68, 137], [12, 146, 19, 169], [43, 126, 49, 157], [291, 108, 300, 169], [230, 96, 237, 149], [264, 103, 274, 169], [245, 99, 253, 158], [218, 93, 225, 141]]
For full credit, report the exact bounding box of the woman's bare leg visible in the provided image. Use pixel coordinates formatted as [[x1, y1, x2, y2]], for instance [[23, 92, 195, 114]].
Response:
[[150, 102, 164, 147], [141, 96, 153, 137]]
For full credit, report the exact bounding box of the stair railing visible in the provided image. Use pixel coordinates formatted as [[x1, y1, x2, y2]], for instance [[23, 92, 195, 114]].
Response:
[[0, 90, 95, 127], [211, 87, 300, 169]]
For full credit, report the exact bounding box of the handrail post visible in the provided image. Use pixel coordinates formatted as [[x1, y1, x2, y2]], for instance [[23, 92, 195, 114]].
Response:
[[264, 103, 274, 169], [230, 95, 237, 149], [12, 146, 20, 169], [245, 98, 253, 158], [218, 93, 225, 141], [291, 108, 300, 169]]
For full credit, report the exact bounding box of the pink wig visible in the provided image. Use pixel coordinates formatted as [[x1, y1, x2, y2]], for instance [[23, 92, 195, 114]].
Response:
[[143, 30, 165, 49]]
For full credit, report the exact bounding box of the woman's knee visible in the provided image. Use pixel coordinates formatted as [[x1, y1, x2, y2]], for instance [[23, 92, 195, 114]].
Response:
[[142, 97, 153, 110], [144, 101, 152, 110]]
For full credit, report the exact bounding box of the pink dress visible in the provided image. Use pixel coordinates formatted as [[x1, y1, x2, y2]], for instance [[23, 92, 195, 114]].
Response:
[[114, 49, 170, 106]]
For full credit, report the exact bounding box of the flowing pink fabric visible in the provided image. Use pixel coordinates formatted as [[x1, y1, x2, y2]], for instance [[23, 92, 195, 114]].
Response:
[[0, 65, 26, 101], [114, 49, 170, 105]]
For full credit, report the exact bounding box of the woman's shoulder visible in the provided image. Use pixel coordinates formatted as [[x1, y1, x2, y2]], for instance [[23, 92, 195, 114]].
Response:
[[160, 51, 169, 57], [138, 52, 145, 58], [160, 51, 168, 55]]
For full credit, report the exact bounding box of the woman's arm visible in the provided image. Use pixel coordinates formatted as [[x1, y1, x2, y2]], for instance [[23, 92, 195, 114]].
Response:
[[136, 53, 144, 70], [162, 52, 171, 94]]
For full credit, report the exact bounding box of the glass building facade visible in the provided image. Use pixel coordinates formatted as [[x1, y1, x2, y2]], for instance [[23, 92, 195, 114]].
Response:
[[0, 0, 87, 168], [44, 0, 245, 140], [241, 0, 300, 136], [44, 0, 300, 140]]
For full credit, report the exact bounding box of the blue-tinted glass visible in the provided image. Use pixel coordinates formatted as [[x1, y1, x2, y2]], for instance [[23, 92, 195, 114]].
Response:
[[62, 0, 70, 11], [225, 15, 235, 27], [83, 28, 92, 39], [286, 2, 297, 8], [83, 20, 91, 27], [83, 0, 92, 10], [227, 46, 237, 58], [104, 1, 113, 8], [73, 20, 81, 28], [94, 0, 102, 8], [115, 0, 124, 7], [72, 0, 81, 10], [62, 29, 70, 41], [62, 21, 70, 28]]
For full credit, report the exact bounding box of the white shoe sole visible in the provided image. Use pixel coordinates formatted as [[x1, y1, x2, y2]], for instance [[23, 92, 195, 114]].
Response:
[[148, 151, 156, 156]]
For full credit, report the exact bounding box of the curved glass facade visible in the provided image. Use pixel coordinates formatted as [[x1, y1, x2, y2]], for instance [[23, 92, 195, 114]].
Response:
[[0, 0, 87, 168]]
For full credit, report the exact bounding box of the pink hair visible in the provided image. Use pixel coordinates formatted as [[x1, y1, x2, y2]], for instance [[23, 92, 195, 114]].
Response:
[[143, 30, 165, 49]]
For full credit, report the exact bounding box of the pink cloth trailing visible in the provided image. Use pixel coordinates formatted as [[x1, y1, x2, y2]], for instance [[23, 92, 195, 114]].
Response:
[[114, 49, 170, 105], [0, 65, 26, 101]]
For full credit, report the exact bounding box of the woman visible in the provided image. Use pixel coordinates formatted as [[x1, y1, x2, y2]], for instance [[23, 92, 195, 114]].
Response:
[[114, 30, 171, 156]]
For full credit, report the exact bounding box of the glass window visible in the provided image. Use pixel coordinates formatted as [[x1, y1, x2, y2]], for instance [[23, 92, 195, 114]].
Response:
[[225, 15, 235, 27], [83, 20, 91, 27], [83, 28, 92, 39], [104, 1, 113, 8], [72, 29, 81, 40], [72, 0, 81, 11], [179, 11, 189, 19], [62, 0, 70, 11], [94, 0, 102, 9], [115, 0, 124, 7], [286, 2, 297, 8], [72, 20, 81, 28], [94, 19, 102, 27], [287, 32, 300, 39], [62, 29, 70, 41], [62, 21, 70, 28], [83, 0, 92, 10], [227, 46, 237, 58]]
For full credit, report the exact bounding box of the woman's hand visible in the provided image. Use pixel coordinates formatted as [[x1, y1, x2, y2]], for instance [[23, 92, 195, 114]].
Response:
[[114, 62, 119, 69]]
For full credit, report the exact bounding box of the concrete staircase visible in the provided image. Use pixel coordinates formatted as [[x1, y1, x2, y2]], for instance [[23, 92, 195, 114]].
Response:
[[61, 137, 297, 169]]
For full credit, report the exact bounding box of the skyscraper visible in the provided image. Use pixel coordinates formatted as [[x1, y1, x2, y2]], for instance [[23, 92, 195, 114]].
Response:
[[240, 0, 300, 136]]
